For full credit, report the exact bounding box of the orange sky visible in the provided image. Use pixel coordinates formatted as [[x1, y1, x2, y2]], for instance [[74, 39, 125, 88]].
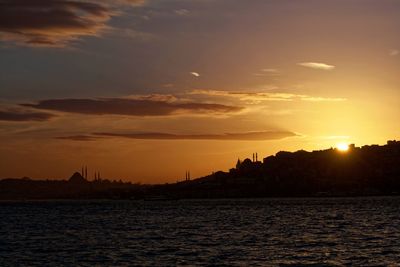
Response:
[[0, 0, 399, 183]]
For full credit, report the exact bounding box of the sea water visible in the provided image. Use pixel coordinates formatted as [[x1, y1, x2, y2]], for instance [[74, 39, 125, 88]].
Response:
[[1, 197, 400, 266]]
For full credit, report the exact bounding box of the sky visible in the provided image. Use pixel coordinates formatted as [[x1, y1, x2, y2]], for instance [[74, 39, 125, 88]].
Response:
[[0, 0, 399, 183]]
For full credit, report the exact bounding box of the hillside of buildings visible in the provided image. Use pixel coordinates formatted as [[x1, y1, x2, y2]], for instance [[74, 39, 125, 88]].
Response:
[[0, 171, 146, 200], [1, 140, 400, 200], [151, 140, 400, 198]]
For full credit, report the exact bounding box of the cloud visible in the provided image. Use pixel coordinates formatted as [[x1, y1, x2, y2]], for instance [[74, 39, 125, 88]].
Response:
[[111, 28, 155, 41], [126, 94, 178, 102], [190, 72, 200, 77], [0, 109, 55, 122], [22, 97, 243, 116], [0, 0, 147, 47], [253, 68, 280, 77], [299, 96, 346, 102], [115, 0, 146, 6], [190, 90, 347, 103], [175, 9, 190, 16], [55, 135, 98, 141], [297, 62, 335, 70], [262, 68, 279, 73], [389, 49, 399, 56], [92, 130, 298, 141]]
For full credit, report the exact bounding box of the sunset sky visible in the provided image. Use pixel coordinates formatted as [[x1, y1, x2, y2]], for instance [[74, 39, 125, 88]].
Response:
[[0, 0, 399, 183]]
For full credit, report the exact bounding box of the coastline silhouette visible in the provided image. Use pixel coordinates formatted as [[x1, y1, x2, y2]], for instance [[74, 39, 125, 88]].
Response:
[[1, 140, 399, 200]]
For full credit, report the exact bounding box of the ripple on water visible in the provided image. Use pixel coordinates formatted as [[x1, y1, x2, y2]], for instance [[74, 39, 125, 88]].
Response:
[[1, 197, 400, 266]]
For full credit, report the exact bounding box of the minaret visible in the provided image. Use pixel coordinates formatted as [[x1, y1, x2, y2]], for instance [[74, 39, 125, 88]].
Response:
[[236, 158, 241, 169], [85, 166, 88, 180], [253, 153, 255, 162], [256, 153, 258, 162], [81, 166, 84, 177], [185, 171, 190, 181]]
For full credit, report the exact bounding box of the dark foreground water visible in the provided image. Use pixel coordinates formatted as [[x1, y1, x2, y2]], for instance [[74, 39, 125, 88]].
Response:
[[1, 197, 400, 266]]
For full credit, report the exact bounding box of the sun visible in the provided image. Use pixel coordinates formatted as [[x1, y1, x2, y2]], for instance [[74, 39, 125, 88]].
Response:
[[336, 143, 349, 152]]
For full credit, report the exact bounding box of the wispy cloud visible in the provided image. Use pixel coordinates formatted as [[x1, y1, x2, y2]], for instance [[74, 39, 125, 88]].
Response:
[[114, 0, 146, 6], [297, 62, 335, 70], [299, 96, 346, 102], [88, 130, 298, 141], [190, 90, 347, 103], [253, 68, 280, 77], [22, 97, 243, 117], [0, 109, 55, 122], [125, 94, 178, 102], [389, 49, 399, 56], [261, 68, 279, 73], [55, 135, 99, 141], [190, 72, 200, 77], [175, 9, 190, 16], [111, 28, 155, 41]]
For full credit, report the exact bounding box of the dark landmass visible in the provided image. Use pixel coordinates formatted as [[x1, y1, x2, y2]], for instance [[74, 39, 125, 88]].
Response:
[[1, 140, 400, 200], [0, 173, 146, 200]]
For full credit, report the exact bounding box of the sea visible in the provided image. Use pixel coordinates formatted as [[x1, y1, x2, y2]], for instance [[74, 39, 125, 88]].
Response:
[[1, 197, 400, 266]]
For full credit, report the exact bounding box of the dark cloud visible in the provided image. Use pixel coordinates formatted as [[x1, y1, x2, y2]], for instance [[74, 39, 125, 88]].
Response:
[[93, 131, 297, 141], [0, 109, 55, 122], [0, 0, 112, 46], [55, 135, 98, 141], [22, 98, 243, 116]]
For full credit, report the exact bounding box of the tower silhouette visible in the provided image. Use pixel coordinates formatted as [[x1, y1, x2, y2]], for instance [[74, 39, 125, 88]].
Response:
[[236, 158, 241, 169], [185, 171, 191, 181]]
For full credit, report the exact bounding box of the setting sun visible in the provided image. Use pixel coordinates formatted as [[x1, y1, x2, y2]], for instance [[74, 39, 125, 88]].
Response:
[[336, 143, 350, 152]]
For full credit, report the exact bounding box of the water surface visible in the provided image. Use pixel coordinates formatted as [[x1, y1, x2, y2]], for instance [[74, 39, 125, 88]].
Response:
[[1, 197, 400, 266]]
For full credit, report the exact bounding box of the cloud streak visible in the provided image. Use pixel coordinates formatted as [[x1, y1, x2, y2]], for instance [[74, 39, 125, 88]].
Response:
[[389, 49, 399, 56], [55, 135, 99, 141], [0, 109, 55, 122], [74, 130, 297, 141], [253, 68, 280, 77], [22, 97, 243, 116], [190, 90, 347, 103], [298, 62, 335, 70]]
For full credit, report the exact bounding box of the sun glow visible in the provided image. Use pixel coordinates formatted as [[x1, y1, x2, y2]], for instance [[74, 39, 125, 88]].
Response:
[[336, 143, 349, 152]]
